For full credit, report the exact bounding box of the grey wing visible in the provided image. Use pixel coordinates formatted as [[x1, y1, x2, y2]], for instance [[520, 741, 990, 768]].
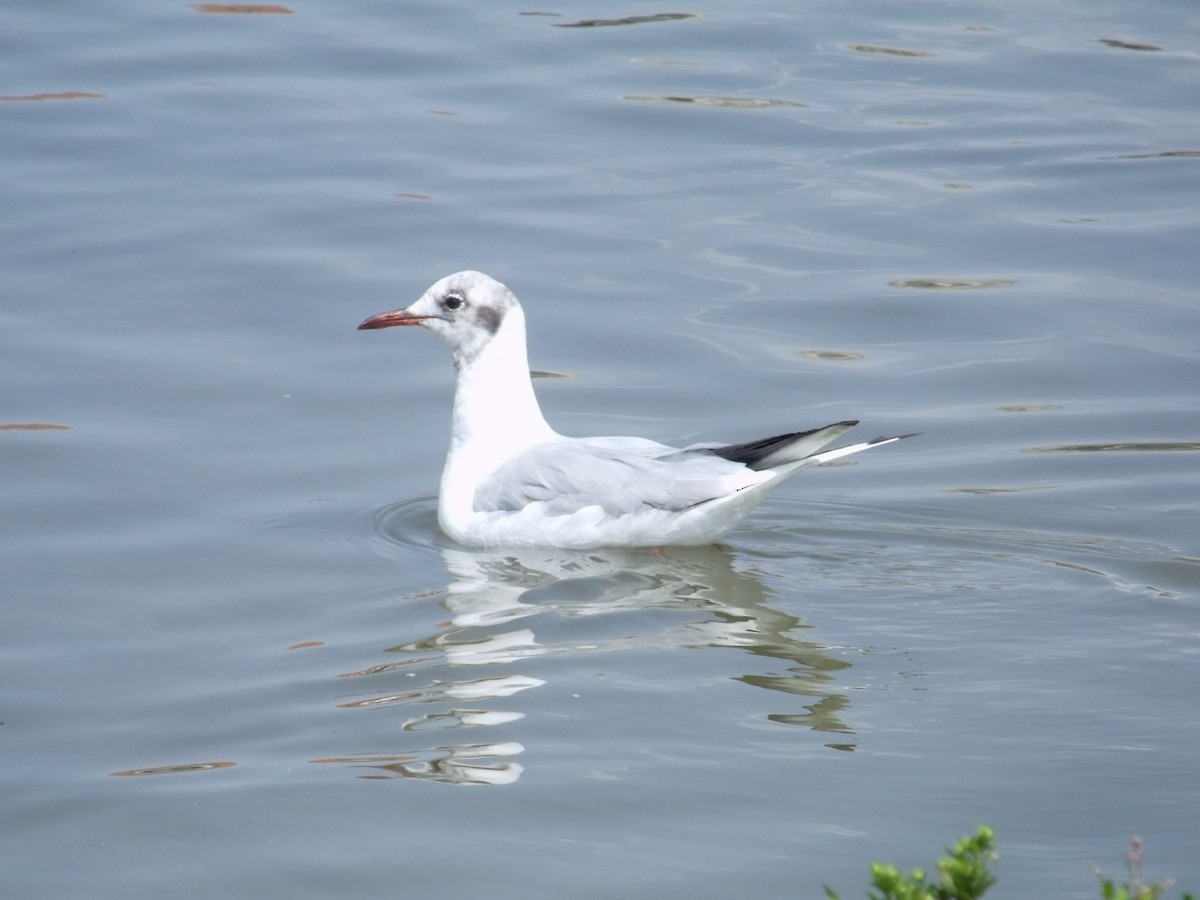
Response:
[[473, 439, 760, 516]]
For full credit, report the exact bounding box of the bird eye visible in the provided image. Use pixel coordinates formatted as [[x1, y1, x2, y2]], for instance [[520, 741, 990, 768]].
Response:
[[443, 292, 465, 311]]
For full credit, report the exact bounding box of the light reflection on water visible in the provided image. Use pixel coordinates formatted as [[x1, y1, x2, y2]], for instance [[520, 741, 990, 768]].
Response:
[[329, 524, 866, 785]]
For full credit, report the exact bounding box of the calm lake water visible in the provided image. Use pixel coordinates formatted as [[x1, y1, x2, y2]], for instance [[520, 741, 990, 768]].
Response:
[[3, 1, 1198, 897]]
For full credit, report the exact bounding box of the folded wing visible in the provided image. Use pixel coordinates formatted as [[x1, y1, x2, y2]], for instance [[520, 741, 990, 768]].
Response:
[[473, 437, 764, 516], [472, 420, 879, 517]]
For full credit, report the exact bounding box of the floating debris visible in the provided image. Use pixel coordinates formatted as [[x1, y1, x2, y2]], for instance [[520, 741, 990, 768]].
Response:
[[889, 278, 1014, 290], [800, 350, 865, 362], [996, 404, 1061, 413], [623, 94, 804, 109], [111, 761, 236, 776], [191, 4, 293, 13], [848, 44, 933, 58], [1098, 38, 1161, 51], [1026, 442, 1200, 453], [1110, 150, 1200, 160], [944, 485, 1052, 494], [0, 423, 71, 430], [556, 12, 697, 28], [0, 92, 103, 101]]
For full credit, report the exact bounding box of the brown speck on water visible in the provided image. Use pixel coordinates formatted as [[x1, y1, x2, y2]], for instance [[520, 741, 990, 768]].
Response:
[[191, 4, 294, 13], [0, 92, 103, 101]]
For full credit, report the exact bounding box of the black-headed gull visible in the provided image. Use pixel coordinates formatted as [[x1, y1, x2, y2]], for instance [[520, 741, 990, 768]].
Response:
[[359, 271, 910, 549]]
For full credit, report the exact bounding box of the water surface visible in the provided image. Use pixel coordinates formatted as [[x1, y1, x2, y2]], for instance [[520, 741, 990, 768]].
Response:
[[3, 1, 1199, 897]]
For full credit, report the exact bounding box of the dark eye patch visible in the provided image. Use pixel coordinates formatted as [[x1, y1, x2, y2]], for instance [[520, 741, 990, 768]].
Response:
[[443, 291, 465, 310]]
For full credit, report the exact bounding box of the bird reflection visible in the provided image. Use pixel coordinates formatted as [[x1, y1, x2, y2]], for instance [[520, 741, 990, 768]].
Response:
[[324, 543, 859, 784]]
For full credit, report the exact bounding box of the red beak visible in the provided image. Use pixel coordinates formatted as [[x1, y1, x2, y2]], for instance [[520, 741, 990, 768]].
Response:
[[357, 309, 428, 330]]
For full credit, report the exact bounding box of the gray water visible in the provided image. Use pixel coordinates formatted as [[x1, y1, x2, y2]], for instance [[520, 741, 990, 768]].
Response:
[[3, 1, 1199, 897]]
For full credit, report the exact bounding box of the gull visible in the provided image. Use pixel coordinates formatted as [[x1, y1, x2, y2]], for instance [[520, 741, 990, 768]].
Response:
[[358, 271, 911, 549]]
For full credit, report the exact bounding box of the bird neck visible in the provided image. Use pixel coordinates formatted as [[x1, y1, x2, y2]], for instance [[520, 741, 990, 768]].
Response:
[[447, 307, 556, 463]]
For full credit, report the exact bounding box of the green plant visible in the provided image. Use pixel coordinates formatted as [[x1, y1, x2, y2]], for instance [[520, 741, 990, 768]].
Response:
[[1095, 837, 1196, 900], [825, 830, 1195, 900], [824, 826, 997, 900]]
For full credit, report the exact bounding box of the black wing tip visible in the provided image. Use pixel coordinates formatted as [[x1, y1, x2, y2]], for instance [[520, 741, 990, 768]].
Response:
[[710, 420, 858, 468]]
